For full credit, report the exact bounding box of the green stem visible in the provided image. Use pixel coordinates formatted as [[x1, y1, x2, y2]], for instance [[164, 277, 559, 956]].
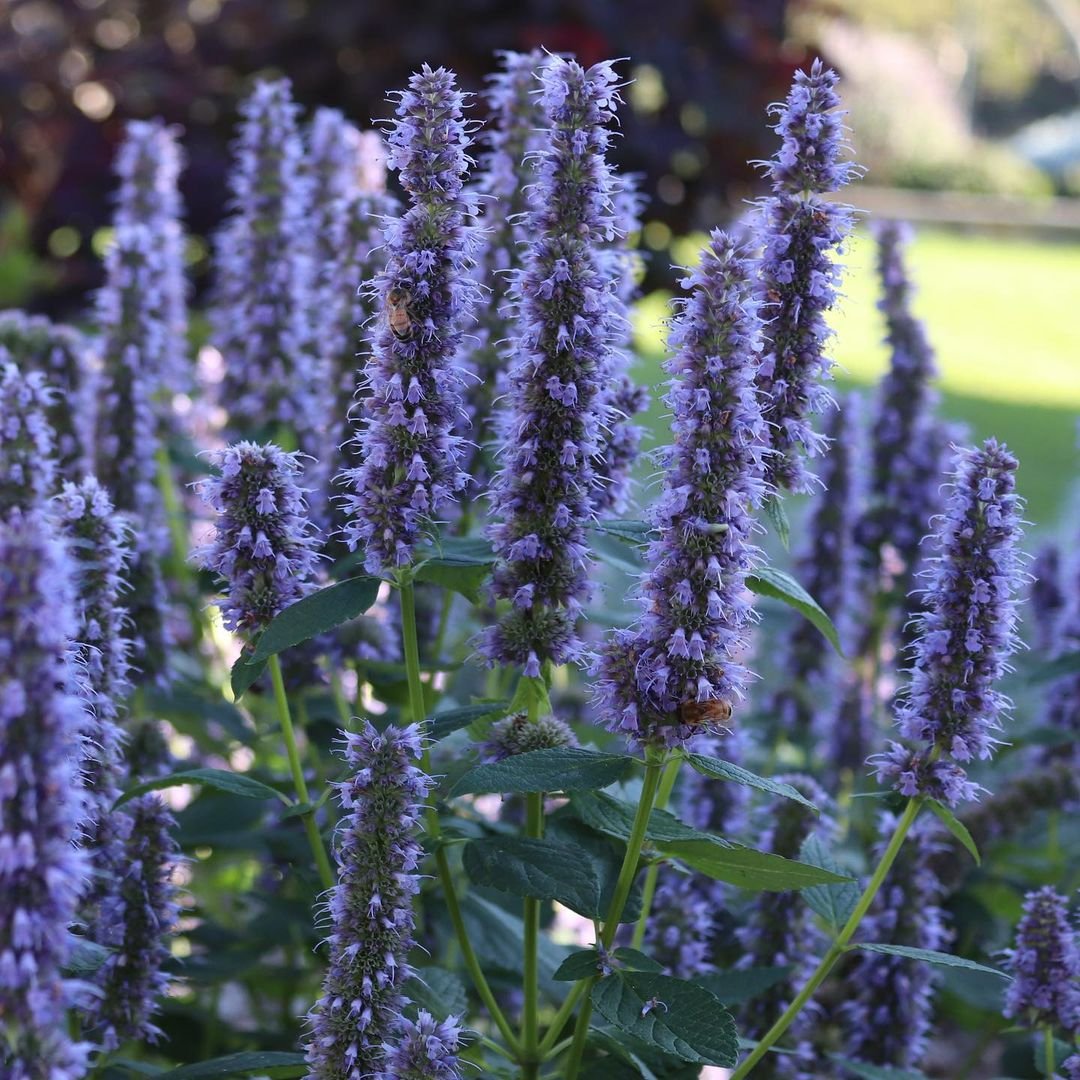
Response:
[[268, 654, 335, 892], [1044, 1026, 1056, 1078], [398, 575, 520, 1054], [630, 757, 682, 950], [433, 588, 454, 664], [329, 669, 353, 729], [560, 755, 666, 1079], [729, 795, 923, 1080], [522, 791, 544, 1070]]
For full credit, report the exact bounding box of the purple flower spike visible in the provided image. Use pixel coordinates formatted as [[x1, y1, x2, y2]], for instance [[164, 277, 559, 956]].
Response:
[[480, 56, 625, 675], [1043, 541, 1080, 765], [194, 441, 321, 636], [841, 814, 950, 1070], [1030, 542, 1065, 654], [596, 231, 766, 747], [0, 510, 92, 1078], [0, 357, 57, 513], [1064, 1055, 1080, 1079], [88, 794, 180, 1049], [1003, 886, 1080, 1034], [305, 722, 433, 1079], [214, 79, 319, 443], [874, 439, 1025, 805], [343, 65, 479, 574], [754, 59, 857, 494], [379, 1011, 465, 1079]]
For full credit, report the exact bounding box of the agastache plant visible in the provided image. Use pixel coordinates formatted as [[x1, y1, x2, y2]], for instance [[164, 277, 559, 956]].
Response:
[[754, 59, 856, 494], [597, 230, 766, 746], [343, 65, 478, 573], [875, 439, 1025, 806], [378, 1012, 465, 1080], [0, 358, 57, 513], [1030, 541, 1065, 654], [481, 56, 623, 677], [1042, 538, 1080, 764], [0, 510, 91, 1078]]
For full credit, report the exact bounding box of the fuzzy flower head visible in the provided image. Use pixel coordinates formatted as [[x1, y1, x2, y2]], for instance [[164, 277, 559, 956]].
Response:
[[343, 65, 478, 574], [1003, 886, 1080, 1035], [480, 711, 578, 762], [875, 439, 1025, 805], [0, 510, 91, 1077], [305, 722, 433, 1079], [754, 59, 856, 494], [378, 1011, 465, 1080], [479, 56, 624, 677], [194, 441, 321, 636], [597, 231, 766, 747], [0, 358, 56, 514]]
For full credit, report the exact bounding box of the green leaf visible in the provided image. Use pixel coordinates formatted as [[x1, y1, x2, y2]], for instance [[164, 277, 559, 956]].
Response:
[[63, 936, 112, 977], [593, 519, 653, 547], [248, 575, 381, 663], [746, 566, 841, 655], [231, 653, 266, 699], [427, 700, 508, 741], [114, 768, 286, 810], [591, 971, 739, 1066], [764, 495, 790, 549], [658, 840, 855, 892], [451, 748, 635, 797], [554, 948, 609, 982], [569, 790, 722, 845], [850, 943, 1010, 978], [926, 798, 981, 866], [413, 537, 496, 602], [694, 966, 792, 1007], [1026, 650, 1080, 685], [591, 530, 646, 574], [508, 674, 551, 718], [144, 683, 254, 746], [153, 1053, 308, 1079], [463, 836, 603, 917], [686, 754, 819, 813], [546, 815, 645, 922], [404, 967, 468, 1020], [614, 947, 664, 973], [799, 834, 861, 931], [830, 1058, 929, 1080]]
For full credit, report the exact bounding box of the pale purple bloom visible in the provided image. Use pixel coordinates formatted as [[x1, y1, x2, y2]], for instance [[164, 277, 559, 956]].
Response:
[[0, 357, 57, 513], [841, 814, 950, 1069], [378, 1011, 465, 1079], [1064, 1055, 1080, 1079], [597, 231, 766, 746], [1030, 542, 1065, 654], [754, 59, 857, 494], [874, 440, 1025, 806], [343, 66, 479, 574], [194, 441, 321, 636], [305, 723, 432, 1079], [1041, 539, 1080, 767], [0, 510, 91, 1078]]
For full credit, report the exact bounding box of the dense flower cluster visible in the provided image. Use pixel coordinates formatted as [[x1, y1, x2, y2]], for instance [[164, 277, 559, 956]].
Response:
[[0, 510, 91, 1078], [344, 66, 479, 573], [875, 440, 1025, 805], [0, 359, 57, 514], [754, 59, 856, 494], [1030, 542, 1065, 654], [480, 711, 578, 762], [1042, 535, 1080, 765], [597, 231, 766, 745], [214, 79, 319, 441], [0, 312, 95, 478], [194, 441, 321, 636], [480, 56, 623, 676], [306, 723, 433, 1078], [1003, 886, 1080, 1034], [841, 814, 950, 1069], [378, 1011, 465, 1079]]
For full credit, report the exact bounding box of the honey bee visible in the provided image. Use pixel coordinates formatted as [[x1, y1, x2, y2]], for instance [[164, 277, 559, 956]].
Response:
[[386, 287, 414, 340], [679, 697, 733, 728]]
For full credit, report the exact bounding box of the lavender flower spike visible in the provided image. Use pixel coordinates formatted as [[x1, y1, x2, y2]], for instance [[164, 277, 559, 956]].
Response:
[[0, 510, 91, 1077], [343, 65, 478, 573], [1003, 885, 1080, 1035], [754, 59, 857, 493], [874, 439, 1025, 805], [379, 1011, 465, 1079], [193, 441, 321, 636], [305, 722, 433, 1079], [0, 356, 57, 513], [480, 56, 623, 677], [1030, 542, 1066, 654], [597, 231, 767, 746]]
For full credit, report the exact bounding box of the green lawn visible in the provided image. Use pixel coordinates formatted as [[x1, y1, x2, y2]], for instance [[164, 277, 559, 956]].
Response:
[[631, 226, 1080, 529]]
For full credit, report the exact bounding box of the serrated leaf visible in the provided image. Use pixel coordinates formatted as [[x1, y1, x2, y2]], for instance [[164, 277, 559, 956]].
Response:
[[687, 754, 819, 813], [694, 965, 793, 1006], [114, 768, 286, 810], [463, 836, 603, 917], [591, 971, 739, 1066], [593, 519, 653, 546], [569, 790, 724, 845], [591, 530, 646, 575], [63, 935, 112, 977], [414, 554, 492, 602], [659, 840, 854, 892], [546, 815, 645, 922], [404, 967, 467, 1020], [427, 700, 508, 741], [248, 575, 381, 663], [614, 947, 664, 973], [764, 495, 790, 549], [830, 1058, 929, 1080], [554, 948, 608, 982], [799, 834, 861, 931], [747, 566, 842, 655], [231, 653, 266, 699], [851, 943, 1009, 978], [153, 1053, 307, 1079], [926, 798, 981, 866], [451, 748, 634, 797]]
